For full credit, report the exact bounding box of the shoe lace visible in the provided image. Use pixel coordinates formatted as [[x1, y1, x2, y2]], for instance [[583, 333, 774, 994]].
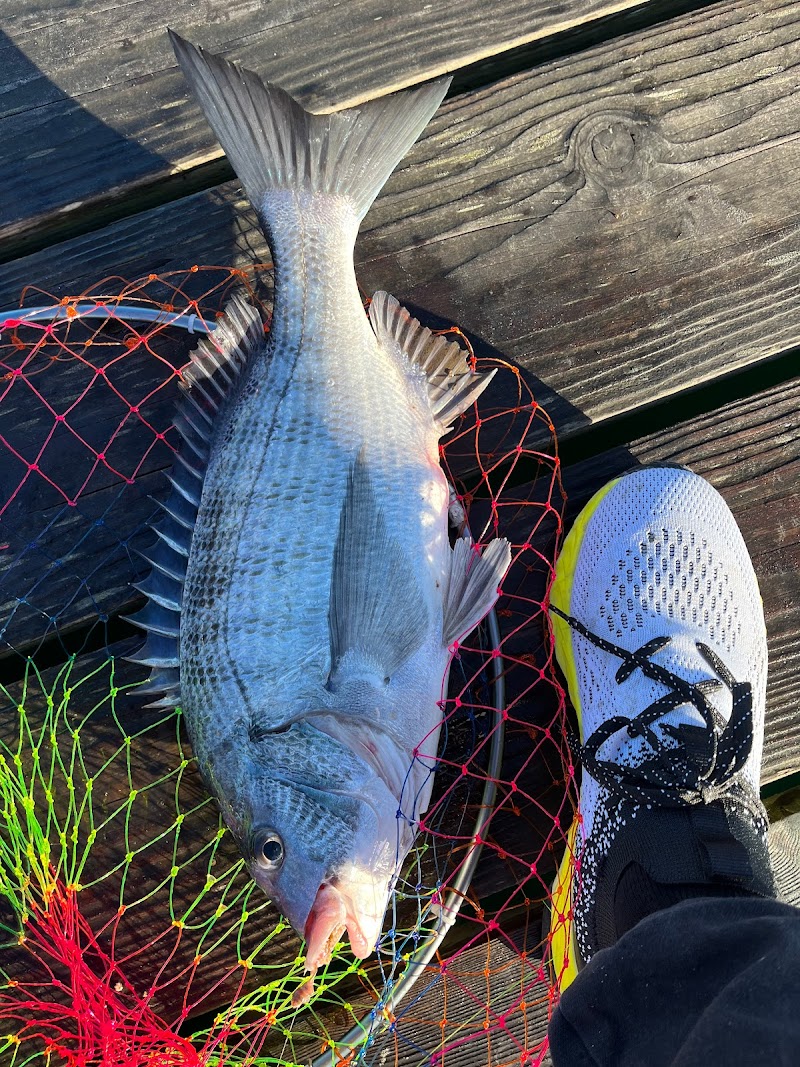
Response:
[[551, 606, 756, 811]]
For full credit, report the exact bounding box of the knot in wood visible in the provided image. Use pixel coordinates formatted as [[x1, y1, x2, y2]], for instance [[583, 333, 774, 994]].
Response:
[[591, 123, 636, 169], [568, 110, 653, 191]]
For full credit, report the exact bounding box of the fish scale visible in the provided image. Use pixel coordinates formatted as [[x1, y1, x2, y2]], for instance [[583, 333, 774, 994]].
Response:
[[185, 212, 443, 720], [128, 31, 512, 995]]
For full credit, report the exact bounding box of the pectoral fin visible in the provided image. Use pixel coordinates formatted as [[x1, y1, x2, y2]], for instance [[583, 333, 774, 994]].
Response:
[[442, 536, 511, 648], [329, 453, 428, 683]]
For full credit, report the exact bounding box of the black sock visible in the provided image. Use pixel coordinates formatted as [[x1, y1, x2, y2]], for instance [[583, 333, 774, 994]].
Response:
[[591, 800, 776, 951]]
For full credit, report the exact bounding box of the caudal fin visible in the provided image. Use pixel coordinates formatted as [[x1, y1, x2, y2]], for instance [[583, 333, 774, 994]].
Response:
[[169, 30, 450, 223]]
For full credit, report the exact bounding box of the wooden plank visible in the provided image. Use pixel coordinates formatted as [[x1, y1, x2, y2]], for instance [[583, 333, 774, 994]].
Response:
[[362, 933, 552, 1067], [1, 0, 798, 433], [0, 316, 193, 655], [0, 0, 664, 248], [358, 0, 800, 429]]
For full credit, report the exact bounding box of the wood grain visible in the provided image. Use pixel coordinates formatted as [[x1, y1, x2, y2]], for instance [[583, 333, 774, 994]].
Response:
[[362, 932, 552, 1067], [1, 0, 798, 1054], [2, 0, 800, 659], [1, 0, 798, 433], [0, 0, 664, 247]]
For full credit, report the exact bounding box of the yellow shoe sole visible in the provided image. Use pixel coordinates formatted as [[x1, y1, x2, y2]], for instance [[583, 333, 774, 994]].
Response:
[[548, 475, 623, 992]]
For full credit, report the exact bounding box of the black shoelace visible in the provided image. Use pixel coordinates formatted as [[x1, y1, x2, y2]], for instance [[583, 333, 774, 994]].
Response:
[[551, 606, 756, 810]]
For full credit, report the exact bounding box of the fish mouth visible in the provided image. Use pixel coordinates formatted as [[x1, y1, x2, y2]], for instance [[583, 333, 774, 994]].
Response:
[[292, 877, 387, 1007], [305, 880, 378, 966]]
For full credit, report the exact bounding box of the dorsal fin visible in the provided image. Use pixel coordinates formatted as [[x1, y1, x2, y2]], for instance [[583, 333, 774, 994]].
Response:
[[368, 291, 497, 434], [126, 295, 264, 707], [180, 293, 263, 395]]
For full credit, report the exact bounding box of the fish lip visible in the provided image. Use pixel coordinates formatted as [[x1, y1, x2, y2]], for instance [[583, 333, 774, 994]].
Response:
[[294, 877, 385, 1007], [303, 882, 347, 973], [303, 881, 378, 973]]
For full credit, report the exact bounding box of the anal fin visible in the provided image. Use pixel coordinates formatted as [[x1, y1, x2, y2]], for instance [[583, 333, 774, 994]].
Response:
[[369, 292, 497, 435]]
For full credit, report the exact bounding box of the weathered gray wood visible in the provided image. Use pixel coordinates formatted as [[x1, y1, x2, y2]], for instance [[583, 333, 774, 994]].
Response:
[[0, 315, 192, 655], [363, 933, 551, 1067], [2, 0, 800, 655], [1, 0, 798, 435], [359, 0, 800, 431], [0, 0, 664, 248]]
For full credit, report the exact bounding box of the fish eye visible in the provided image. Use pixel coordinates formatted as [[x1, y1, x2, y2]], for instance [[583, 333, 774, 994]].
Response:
[[254, 830, 284, 871]]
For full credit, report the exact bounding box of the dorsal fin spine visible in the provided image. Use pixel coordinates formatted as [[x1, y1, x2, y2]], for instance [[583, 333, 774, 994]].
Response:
[[126, 294, 264, 702], [166, 473, 202, 508]]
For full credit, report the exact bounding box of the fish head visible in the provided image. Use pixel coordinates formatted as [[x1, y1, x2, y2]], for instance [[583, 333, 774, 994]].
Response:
[[238, 730, 416, 976]]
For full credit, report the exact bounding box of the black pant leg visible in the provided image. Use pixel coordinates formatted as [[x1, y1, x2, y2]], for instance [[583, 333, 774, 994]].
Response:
[[548, 896, 800, 1067]]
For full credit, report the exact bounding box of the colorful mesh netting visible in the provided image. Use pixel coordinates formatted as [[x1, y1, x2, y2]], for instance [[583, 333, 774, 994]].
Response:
[[0, 268, 573, 1066]]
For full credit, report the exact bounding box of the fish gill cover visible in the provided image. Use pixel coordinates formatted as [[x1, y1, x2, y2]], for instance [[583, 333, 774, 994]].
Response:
[[0, 267, 575, 1066]]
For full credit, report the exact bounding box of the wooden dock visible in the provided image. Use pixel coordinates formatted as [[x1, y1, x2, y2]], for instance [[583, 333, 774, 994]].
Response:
[[1, 1, 799, 1063]]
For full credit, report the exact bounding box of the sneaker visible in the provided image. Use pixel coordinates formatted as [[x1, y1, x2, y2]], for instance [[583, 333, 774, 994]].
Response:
[[548, 466, 775, 990]]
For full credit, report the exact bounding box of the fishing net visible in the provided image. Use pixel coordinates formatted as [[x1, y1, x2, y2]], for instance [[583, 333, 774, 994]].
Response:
[[0, 267, 573, 1067]]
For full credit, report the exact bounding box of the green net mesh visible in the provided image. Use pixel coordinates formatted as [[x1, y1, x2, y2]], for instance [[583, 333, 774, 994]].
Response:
[[0, 268, 573, 1066]]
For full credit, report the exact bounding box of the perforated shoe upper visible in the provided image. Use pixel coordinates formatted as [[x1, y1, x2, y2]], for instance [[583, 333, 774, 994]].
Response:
[[550, 466, 771, 964]]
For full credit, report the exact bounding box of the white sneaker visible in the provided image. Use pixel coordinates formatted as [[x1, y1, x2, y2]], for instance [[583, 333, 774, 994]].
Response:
[[548, 467, 774, 990]]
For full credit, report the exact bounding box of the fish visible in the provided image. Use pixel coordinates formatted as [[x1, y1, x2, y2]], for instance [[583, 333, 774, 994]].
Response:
[[129, 29, 512, 1002]]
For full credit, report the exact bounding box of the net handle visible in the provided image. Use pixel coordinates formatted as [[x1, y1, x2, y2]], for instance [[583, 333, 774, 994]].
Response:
[[0, 304, 214, 336]]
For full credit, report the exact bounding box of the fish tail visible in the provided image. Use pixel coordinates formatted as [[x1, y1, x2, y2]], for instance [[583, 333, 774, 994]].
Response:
[[169, 30, 450, 223]]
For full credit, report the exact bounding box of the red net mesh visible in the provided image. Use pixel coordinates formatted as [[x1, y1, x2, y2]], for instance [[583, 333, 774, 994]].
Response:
[[0, 268, 573, 1066]]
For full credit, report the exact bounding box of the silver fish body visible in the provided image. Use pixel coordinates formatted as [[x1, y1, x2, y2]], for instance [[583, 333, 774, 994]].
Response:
[[183, 207, 452, 944], [130, 31, 511, 991]]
